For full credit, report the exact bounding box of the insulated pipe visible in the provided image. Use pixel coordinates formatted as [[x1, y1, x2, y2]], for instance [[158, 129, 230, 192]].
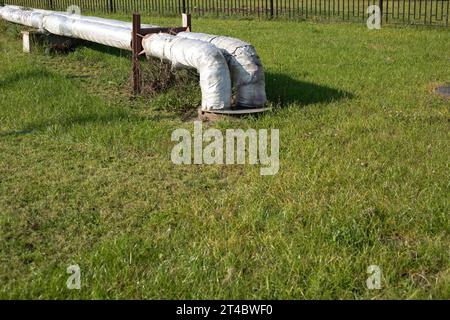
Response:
[[177, 32, 267, 108], [0, 6, 47, 30], [142, 33, 232, 111], [1, 7, 134, 49], [42, 14, 133, 50], [3, 5, 159, 30], [65, 14, 159, 29], [1, 6, 233, 109], [44, 11, 159, 30]]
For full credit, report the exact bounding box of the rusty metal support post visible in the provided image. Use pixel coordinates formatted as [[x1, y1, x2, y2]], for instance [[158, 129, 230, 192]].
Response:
[[270, 0, 274, 19], [182, 13, 192, 32], [379, 0, 384, 25], [131, 12, 192, 96], [132, 13, 142, 95]]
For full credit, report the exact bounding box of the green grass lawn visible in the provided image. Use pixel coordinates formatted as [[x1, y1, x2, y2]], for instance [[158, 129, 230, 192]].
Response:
[[0, 15, 449, 299]]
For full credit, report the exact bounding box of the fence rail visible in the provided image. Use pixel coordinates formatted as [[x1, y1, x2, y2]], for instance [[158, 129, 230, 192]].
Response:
[[3, 0, 449, 27]]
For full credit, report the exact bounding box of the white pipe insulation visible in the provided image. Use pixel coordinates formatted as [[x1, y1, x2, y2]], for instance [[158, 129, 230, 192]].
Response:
[[42, 14, 134, 50], [1, 5, 232, 110], [1, 5, 159, 29], [0, 6, 149, 49], [0, 5, 157, 49], [176, 32, 267, 107], [1, 5, 266, 110], [0, 6, 46, 30], [142, 33, 231, 110]]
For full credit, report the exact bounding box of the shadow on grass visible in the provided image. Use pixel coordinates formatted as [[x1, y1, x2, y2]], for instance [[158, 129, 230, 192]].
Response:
[[35, 41, 131, 59], [0, 112, 176, 138], [266, 72, 353, 106], [0, 70, 52, 89], [72, 48, 352, 109]]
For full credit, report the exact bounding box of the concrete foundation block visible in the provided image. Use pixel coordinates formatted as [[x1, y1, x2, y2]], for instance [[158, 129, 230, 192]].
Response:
[[21, 30, 80, 53]]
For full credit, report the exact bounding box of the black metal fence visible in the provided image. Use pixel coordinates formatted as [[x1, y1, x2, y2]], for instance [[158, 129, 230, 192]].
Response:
[[3, 0, 449, 26]]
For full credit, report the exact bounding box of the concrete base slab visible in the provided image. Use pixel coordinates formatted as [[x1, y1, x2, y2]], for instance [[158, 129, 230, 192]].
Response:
[[197, 106, 271, 121], [200, 106, 270, 115]]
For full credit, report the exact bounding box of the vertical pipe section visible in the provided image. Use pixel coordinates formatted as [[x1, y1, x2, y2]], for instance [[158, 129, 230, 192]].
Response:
[[176, 31, 267, 107], [142, 33, 232, 110]]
